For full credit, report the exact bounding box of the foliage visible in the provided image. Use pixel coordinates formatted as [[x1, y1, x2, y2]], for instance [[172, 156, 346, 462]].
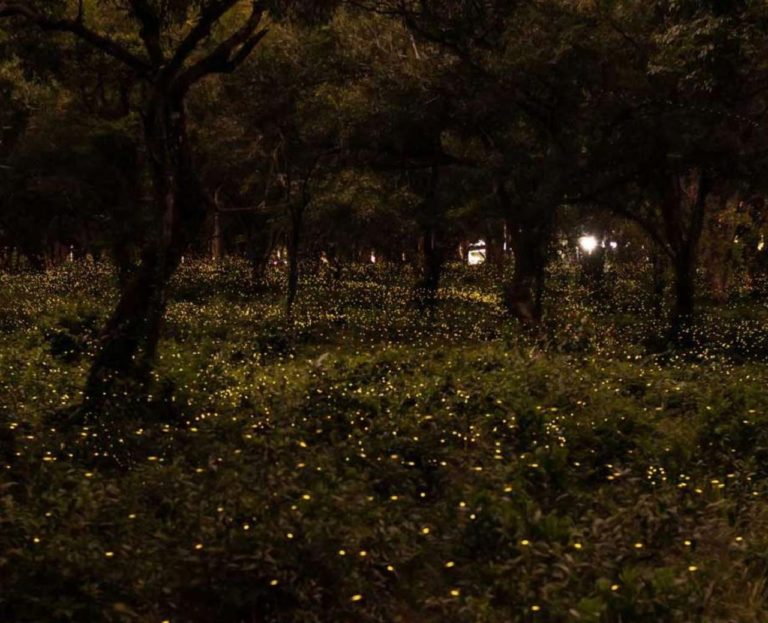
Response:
[[2, 262, 768, 621]]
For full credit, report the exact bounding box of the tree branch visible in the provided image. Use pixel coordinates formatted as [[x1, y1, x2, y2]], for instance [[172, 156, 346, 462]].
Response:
[[162, 0, 243, 81], [128, 0, 164, 65], [0, 1, 152, 74], [173, 1, 268, 94]]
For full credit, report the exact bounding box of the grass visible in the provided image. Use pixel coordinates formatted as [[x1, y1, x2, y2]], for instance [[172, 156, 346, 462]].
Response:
[[2, 259, 768, 622]]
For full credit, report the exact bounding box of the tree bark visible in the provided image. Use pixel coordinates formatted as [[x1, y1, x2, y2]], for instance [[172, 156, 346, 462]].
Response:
[[413, 168, 443, 310], [83, 94, 207, 408], [505, 220, 549, 324], [484, 220, 506, 274], [211, 207, 223, 262], [415, 225, 444, 310], [0, 0, 270, 415], [662, 170, 709, 346], [250, 225, 277, 288], [495, 180, 553, 325], [670, 250, 695, 345]]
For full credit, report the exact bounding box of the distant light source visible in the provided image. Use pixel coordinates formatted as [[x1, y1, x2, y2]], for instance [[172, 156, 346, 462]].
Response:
[[759, 235, 765, 252], [467, 239, 486, 266], [609, 241, 618, 249], [578, 235, 598, 254], [370, 251, 377, 264]]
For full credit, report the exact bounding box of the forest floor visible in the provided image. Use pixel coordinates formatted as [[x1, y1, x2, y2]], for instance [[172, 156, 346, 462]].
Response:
[[2, 260, 768, 622]]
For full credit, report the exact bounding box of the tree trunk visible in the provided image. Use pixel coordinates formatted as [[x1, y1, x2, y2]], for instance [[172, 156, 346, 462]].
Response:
[[484, 221, 506, 274], [414, 168, 442, 310], [670, 251, 695, 346], [495, 181, 552, 325], [662, 170, 709, 346], [251, 226, 277, 288], [286, 203, 304, 317], [211, 207, 223, 262], [415, 226, 443, 309], [505, 220, 549, 325], [650, 248, 666, 319], [581, 241, 607, 303], [83, 94, 207, 409]]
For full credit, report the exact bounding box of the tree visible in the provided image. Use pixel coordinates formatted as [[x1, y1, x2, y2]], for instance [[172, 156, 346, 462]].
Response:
[[356, 0, 605, 324], [0, 0, 270, 410], [583, 0, 768, 343]]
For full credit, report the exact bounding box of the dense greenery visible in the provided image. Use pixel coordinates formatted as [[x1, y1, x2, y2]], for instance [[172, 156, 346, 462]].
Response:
[[3, 261, 768, 622], [4, 1, 768, 621]]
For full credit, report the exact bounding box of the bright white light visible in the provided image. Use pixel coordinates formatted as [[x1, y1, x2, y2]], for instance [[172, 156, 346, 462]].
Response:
[[370, 252, 377, 264], [468, 249, 486, 265], [578, 235, 598, 254], [467, 239, 486, 266], [609, 241, 618, 249]]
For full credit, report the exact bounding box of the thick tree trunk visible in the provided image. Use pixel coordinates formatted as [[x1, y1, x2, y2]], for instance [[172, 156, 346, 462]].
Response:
[[661, 170, 709, 346], [112, 242, 134, 290], [670, 251, 695, 345], [83, 244, 169, 403], [505, 221, 549, 325], [83, 95, 207, 409], [495, 180, 552, 325], [414, 168, 443, 310]]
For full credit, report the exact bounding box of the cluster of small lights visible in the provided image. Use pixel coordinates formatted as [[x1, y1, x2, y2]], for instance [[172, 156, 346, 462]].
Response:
[[1, 259, 767, 619]]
